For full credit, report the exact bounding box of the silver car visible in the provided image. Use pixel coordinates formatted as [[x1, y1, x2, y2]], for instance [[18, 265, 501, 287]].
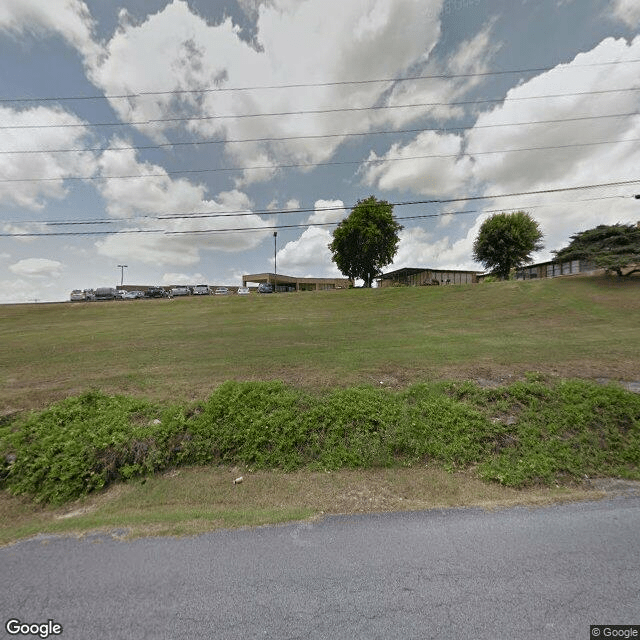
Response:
[[192, 284, 210, 295], [70, 290, 85, 302], [123, 290, 145, 299]]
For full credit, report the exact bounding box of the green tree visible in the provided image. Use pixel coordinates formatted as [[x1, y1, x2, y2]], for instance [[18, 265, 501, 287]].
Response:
[[473, 211, 543, 280], [329, 196, 403, 287], [553, 223, 640, 277]]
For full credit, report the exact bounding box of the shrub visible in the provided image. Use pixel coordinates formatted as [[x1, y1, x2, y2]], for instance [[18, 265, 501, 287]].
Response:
[[1, 379, 638, 503], [0, 392, 161, 503]]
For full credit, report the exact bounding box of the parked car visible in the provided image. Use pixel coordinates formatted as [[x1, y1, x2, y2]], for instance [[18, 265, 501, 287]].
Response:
[[170, 286, 190, 297], [123, 290, 145, 299], [214, 287, 229, 295], [70, 289, 85, 302], [114, 289, 126, 299], [237, 286, 250, 295], [145, 286, 167, 298], [95, 287, 117, 300], [258, 283, 273, 294], [84, 289, 96, 301], [192, 284, 210, 295]]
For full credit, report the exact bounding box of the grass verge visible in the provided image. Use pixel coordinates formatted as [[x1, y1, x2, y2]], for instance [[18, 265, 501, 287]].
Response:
[[0, 465, 608, 547]]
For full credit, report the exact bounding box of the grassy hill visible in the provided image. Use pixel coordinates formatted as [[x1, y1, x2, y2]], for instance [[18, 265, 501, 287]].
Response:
[[2, 275, 639, 412], [1, 275, 639, 541]]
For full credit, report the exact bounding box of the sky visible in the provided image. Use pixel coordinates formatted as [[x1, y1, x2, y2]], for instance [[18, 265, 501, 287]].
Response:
[[0, 0, 639, 303]]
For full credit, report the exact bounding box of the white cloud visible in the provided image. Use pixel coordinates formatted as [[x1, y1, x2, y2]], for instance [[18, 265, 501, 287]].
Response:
[[465, 36, 640, 259], [0, 277, 43, 304], [237, 0, 273, 21], [306, 199, 347, 224], [611, 0, 640, 27], [365, 36, 640, 272], [162, 272, 207, 285], [94, 143, 273, 266], [94, 206, 271, 266], [1, 0, 497, 194], [468, 36, 640, 192], [385, 224, 483, 272], [9, 258, 63, 278], [276, 226, 342, 277], [0, 106, 96, 209], [362, 131, 474, 196], [373, 17, 501, 129], [361, 18, 503, 194], [366, 36, 640, 199], [447, 17, 501, 77], [0, 0, 101, 64], [79, 0, 447, 184], [266, 198, 301, 211], [96, 140, 209, 218], [273, 199, 348, 276]]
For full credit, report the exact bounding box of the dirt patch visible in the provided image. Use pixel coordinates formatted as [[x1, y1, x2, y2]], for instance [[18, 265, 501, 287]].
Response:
[[54, 506, 96, 520], [587, 478, 640, 496]]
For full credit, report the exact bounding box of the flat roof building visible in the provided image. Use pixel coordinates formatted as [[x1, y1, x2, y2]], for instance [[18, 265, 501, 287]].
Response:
[[242, 273, 352, 291], [377, 267, 482, 287]]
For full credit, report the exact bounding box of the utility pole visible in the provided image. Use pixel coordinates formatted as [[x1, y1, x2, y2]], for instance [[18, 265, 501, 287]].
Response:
[[273, 232, 277, 292], [117, 264, 128, 288]]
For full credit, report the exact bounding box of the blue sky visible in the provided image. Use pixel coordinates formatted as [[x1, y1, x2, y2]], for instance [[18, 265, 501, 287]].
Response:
[[0, 0, 639, 302]]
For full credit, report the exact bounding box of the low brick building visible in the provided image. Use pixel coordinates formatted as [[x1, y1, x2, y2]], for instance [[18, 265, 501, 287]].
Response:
[[514, 259, 600, 280], [242, 272, 352, 292], [376, 267, 482, 287]]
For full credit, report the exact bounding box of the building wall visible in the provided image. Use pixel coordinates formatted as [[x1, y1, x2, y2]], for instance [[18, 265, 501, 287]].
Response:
[[514, 260, 599, 280], [378, 269, 479, 287], [243, 273, 351, 291]]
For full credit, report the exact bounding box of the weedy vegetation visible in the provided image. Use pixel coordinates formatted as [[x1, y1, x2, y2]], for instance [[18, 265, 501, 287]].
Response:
[[1, 378, 638, 505]]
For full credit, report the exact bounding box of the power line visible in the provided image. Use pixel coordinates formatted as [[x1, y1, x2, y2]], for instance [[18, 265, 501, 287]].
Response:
[[8, 190, 632, 228], [163, 195, 640, 235], [2, 87, 639, 130], [2, 137, 639, 183], [0, 199, 626, 237], [2, 180, 638, 236], [3, 111, 638, 156], [2, 58, 639, 103]]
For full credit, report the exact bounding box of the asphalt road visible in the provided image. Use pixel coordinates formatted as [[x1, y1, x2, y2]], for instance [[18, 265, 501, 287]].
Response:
[[1, 496, 639, 640]]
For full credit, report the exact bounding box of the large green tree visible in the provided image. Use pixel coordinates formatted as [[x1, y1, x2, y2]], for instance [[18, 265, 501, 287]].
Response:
[[473, 211, 543, 280], [553, 223, 640, 277], [329, 196, 403, 287]]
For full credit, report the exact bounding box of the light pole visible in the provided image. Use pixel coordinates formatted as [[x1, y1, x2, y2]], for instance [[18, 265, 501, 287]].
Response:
[[117, 264, 127, 287], [273, 232, 277, 292]]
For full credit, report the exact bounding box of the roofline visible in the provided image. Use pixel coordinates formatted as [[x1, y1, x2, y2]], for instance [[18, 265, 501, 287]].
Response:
[[243, 272, 352, 284], [378, 267, 484, 279]]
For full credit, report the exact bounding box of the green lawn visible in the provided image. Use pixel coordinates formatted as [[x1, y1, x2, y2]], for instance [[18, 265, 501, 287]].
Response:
[[2, 275, 639, 544], [2, 276, 639, 412]]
